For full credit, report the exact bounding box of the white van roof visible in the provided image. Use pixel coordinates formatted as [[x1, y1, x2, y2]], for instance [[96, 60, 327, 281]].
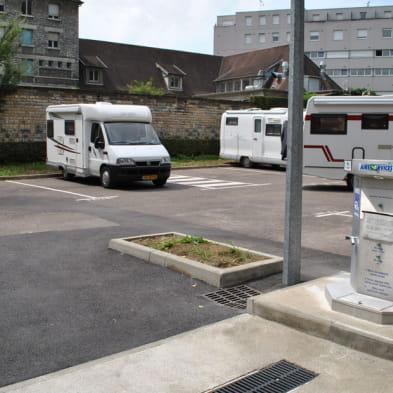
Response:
[[46, 103, 152, 123], [309, 95, 393, 106], [224, 108, 288, 115]]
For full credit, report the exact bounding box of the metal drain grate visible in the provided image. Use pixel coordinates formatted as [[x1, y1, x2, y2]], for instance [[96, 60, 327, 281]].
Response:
[[203, 285, 261, 310], [205, 360, 318, 393]]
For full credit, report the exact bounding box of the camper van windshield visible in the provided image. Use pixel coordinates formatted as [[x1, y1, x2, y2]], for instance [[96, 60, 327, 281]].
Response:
[[104, 122, 161, 145]]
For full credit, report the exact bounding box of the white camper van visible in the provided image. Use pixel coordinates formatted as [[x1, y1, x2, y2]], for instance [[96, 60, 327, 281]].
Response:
[[219, 108, 288, 167], [303, 95, 393, 187], [46, 103, 171, 188]]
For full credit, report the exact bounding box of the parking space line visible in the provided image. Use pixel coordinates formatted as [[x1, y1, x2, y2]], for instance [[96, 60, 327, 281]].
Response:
[[314, 210, 352, 218], [6, 180, 118, 201]]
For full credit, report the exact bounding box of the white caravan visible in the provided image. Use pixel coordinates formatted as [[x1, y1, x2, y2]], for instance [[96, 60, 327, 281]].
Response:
[[303, 95, 393, 187], [46, 103, 171, 188], [219, 108, 288, 167]]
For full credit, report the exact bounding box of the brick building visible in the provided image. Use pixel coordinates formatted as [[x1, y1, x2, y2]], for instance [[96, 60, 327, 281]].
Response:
[[1, 0, 81, 88]]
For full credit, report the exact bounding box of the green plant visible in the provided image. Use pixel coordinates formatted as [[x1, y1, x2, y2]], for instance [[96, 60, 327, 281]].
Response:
[[191, 245, 212, 261], [0, 14, 24, 104], [153, 236, 209, 251], [127, 78, 164, 96]]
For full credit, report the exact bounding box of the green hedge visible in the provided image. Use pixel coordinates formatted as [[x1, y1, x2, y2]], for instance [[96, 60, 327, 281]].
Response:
[[0, 139, 219, 163], [249, 96, 288, 109], [0, 142, 46, 164], [161, 138, 219, 156]]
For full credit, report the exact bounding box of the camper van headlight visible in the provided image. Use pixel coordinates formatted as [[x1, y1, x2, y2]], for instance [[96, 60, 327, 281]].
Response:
[[160, 157, 171, 164], [117, 158, 136, 165]]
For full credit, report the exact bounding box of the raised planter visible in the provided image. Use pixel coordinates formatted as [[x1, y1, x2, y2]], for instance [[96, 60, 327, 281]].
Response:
[[108, 232, 283, 288]]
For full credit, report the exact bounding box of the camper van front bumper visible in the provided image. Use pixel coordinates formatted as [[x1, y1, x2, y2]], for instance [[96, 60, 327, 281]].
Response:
[[110, 163, 171, 180]]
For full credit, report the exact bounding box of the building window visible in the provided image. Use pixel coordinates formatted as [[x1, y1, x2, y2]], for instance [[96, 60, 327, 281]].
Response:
[[333, 30, 343, 40], [272, 32, 279, 42], [350, 68, 372, 76], [287, 14, 291, 24], [21, 0, 32, 15], [48, 3, 59, 19], [360, 12, 367, 19], [376, 49, 393, 57], [272, 15, 279, 24], [384, 11, 392, 18], [245, 16, 252, 26], [244, 34, 252, 44], [383, 28, 392, 38], [21, 29, 33, 46], [57, 61, 62, 68], [305, 51, 325, 58], [0, 0, 4, 12], [87, 68, 102, 84], [312, 14, 320, 21], [169, 75, 182, 89], [357, 29, 368, 39], [259, 33, 266, 43], [286, 32, 291, 42], [336, 13, 344, 20], [234, 80, 241, 91], [259, 15, 266, 25], [22, 58, 33, 75], [48, 32, 59, 48], [310, 31, 320, 41], [375, 68, 393, 76]]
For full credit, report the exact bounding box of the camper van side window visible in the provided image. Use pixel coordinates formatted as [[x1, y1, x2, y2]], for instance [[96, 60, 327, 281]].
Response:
[[47, 120, 54, 138], [226, 117, 238, 126], [266, 124, 282, 136], [64, 120, 75, 136], [254, 119, 262, 133], [310, 114, 347, 135], [362, 114, 389, 130]]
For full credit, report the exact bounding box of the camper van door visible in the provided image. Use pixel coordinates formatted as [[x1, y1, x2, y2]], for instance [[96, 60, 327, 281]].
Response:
[[89, 122, 108, 176], [252, 117, 264, 159]]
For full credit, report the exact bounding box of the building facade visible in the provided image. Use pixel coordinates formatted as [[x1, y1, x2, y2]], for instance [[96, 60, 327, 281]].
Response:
[[214, 6, 393, 94], [0, 0, 82, 88]]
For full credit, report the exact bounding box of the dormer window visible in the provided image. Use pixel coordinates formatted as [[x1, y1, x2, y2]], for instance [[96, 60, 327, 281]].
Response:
[[0, 0, 5, 13], [48, 3, 60, 19], [80, 55, 107, 86], [156, 62, 186, 92]]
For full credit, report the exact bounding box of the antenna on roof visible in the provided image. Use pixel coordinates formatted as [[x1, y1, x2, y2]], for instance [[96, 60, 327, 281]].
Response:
[[366, 1, 370, 6], [259, 0, 264, 8]]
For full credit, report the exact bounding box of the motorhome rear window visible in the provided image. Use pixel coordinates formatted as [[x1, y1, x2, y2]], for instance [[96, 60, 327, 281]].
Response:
[[266, 124, 282, 136], [362, 114, 389, 130], [310, 114, 347, 135], [65, 120, 75, 135], [226, 117, 238, 126], [47, 120, 54, 138]]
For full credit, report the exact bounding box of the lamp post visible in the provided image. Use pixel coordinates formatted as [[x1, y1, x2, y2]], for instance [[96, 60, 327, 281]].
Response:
[[283, 0, 304, 286]]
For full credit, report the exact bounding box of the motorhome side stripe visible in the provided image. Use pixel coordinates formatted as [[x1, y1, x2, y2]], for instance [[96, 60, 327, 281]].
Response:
[[50, 138, 80, 154], [304, 145, 344, 162]]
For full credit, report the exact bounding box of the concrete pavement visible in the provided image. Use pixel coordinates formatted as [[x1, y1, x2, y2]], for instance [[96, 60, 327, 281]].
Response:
[[1, 273, 393, 393]]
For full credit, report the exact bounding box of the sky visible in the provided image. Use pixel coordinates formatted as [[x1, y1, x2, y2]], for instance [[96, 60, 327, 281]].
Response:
[[79, 0, 393, 55]]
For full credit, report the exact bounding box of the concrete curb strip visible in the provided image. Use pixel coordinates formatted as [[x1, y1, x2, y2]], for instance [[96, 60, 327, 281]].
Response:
[[108, 232, 283, 287], [247, 273, 393, 361]]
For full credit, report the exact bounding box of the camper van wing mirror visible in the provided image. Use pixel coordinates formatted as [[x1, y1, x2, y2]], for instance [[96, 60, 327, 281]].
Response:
[[94, 137, 105, 149]]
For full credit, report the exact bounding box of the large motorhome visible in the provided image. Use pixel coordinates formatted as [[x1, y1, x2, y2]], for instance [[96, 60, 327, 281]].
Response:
[[219, 108, 288, 167], [303, 95, 393, 187], [46, 103, 171, 188]]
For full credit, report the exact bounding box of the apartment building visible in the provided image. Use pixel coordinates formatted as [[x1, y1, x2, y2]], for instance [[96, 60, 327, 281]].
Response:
[[214, 6, 393, 94], [0, 0, 82, 88]]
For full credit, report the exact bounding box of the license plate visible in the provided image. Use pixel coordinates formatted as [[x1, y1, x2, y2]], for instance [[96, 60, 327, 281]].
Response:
[[143, 174, 158, 180]]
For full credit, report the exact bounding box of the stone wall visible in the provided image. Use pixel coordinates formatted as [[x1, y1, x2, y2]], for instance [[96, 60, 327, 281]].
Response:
[[0, 87, 250, 143]]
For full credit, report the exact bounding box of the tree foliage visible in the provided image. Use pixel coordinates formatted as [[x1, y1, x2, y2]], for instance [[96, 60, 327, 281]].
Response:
[[0, 14, 23, 102], [127, 78, 164, 96]]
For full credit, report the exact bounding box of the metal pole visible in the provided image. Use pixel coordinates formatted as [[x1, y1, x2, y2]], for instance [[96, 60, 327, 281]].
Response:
[[283, 0, 304, 286]]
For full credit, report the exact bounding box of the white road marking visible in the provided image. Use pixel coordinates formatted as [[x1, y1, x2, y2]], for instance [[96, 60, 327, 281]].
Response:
[[314, 210, 352, 218], [168, 175, 271, 190], [6, 180, 118, 201]]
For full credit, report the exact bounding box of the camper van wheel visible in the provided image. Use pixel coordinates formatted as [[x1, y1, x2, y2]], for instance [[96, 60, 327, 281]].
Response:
[[346, 174, 354, 190], [240, 157, 252, 168], [62, 167, 74, 180], [152, 177, 167, 187], [100, 167, 116, 188]]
